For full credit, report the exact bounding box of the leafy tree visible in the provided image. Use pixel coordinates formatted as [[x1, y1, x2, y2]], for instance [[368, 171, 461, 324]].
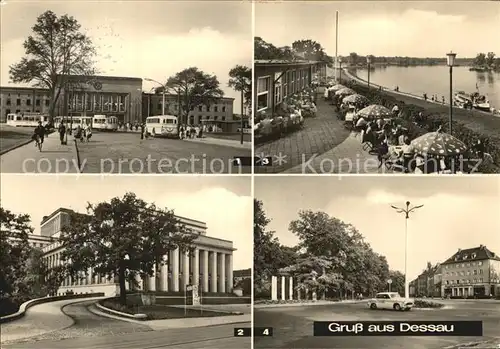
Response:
[[349, 52, 359, 65], [388, 270, 405, 295], [0, 208, 34, 298], [292, 39, 333, 66], [59, 193, 197, 305], [228, 65, 252, 114], [8, 10, 97, 121], [486, 52, 496, 67], [254, 37, 295, 60], [473, 53, 487, 67], [157, 67, 224, 128]]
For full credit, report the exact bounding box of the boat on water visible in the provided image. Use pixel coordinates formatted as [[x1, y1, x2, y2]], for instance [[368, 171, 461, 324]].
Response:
[[454, 91, 491, 112]]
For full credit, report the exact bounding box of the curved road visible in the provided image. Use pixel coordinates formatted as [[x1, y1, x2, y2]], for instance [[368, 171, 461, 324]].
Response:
[[2, 300, 251, 349], [254, 300, 500, 349]]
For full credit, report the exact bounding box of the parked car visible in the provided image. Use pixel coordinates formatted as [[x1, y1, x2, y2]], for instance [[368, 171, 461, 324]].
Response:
[[367, 292, 414, 311]]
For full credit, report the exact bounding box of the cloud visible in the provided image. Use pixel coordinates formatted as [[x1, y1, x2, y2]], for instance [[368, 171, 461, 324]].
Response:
[[366, 190, 407, 205]]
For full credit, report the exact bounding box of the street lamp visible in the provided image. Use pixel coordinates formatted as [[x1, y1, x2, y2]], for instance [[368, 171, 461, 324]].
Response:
[[144, 78, 166, 115], [446, 51, 457, 135], [391, 201, 424, 299], [366, 56, 372, 88], [338, 57, 343, 83]]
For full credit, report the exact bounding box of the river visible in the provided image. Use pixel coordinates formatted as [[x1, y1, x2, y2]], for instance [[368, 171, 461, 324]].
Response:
[[350, 65, 500, 111]]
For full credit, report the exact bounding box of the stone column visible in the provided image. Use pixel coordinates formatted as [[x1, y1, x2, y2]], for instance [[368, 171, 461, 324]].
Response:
[[271, 276, 278, 300], [192, 248, 199, 286], [219, 253, 226, 293], [281, 276, 286, 300], [135, 273, 143, 290], [202, 250, 209, 292], [210, 251, 217, 292], [226, 254, 233, 292], [182, 251, 189, 290], [289, 277, 294, 300], [160, 263, 169, 291], [171, 248, 180, 292], [148, 265, 156, 291], [305, 287, 309, 300]]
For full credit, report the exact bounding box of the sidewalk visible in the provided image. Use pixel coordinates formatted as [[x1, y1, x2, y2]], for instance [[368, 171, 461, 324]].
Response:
[[254, 299, 365, 309], [0, 297, 101, 344], [146, 313, 250, 331], [168, 304, 251, 314], [182, 136, 251, 150], [0, 133, 80, 173]]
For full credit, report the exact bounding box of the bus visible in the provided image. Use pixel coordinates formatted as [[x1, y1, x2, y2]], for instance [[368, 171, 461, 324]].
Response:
[[92, 115, 118, 131], [6, 113, 47, 127], [146, 115, 179, 138], [54, 116, 93, 130]]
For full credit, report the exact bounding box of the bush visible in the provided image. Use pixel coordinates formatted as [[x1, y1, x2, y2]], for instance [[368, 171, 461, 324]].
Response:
[[413, 299, 445, 308]]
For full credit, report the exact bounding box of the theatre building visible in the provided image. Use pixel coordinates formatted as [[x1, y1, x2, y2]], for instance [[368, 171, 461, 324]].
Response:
[[39, 208, 235, 296], [254, 59, 327, 116], [0, 75, 142, 124], [441, 245, 500, 298]]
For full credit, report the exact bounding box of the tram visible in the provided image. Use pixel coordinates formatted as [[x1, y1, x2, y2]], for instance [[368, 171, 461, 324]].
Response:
[[145, 115, 179, 138], [6, 113, 47, 127], [54, 116, 93, 130], [92, 115, 118, 131]]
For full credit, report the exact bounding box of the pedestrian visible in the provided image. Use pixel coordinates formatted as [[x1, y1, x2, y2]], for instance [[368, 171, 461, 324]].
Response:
[[180, 125, 184, 139], [198, 124, 203, 138], [85, 123, 92, 142], [140, 123, 145, 140], [58, 123, 66, 145]]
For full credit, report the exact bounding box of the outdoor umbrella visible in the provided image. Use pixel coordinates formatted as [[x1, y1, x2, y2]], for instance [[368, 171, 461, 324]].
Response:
[[329, 84, 346, 91], [335, 88, 356, 96], [410, 131, 468, 156], [342, 94, 369, 106], [356, 104, 393, 119]]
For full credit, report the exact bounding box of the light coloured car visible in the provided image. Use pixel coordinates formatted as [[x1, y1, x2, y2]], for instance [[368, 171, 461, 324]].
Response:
[[367, 292, 414, 311]]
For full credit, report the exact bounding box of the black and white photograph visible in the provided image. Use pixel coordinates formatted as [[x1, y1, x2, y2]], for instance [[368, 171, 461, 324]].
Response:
[[253, 1, 500, 174], [254, 176, 500, 348], [0, 175, 252, 349], [0, 0, 252, 174]]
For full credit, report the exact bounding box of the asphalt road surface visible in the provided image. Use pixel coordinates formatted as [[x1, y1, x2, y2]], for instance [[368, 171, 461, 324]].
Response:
[[0, 132, 250, 174], [254, 300, 500, 349], [3, 301, 251, 349]]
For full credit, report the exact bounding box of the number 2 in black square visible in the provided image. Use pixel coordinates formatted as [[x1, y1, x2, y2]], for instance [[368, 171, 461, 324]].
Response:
[[233, 327, 251, 337]]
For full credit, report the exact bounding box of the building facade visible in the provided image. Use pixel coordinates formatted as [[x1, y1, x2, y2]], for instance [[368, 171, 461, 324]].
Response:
[[39, 208, 235, 296], [441, 245, 500, 298], [254, 59, 327, 115], [141, 93, 240, 132], [1, 75, 143, 124]]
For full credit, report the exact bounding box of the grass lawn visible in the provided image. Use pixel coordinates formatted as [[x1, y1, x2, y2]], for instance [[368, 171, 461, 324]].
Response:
[[102, 300, 238, 320], [0, 125, 33, 153]]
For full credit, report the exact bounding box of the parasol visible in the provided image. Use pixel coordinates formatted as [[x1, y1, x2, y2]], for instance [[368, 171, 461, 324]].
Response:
[[410, 131, 468, 156], [335, 88, 356, 96], [342, 94, 369, 106], [356, 104, 393, 119]]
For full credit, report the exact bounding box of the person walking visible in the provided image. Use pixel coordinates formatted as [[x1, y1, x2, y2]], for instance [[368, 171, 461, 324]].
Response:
[[58, 122, 67, 145], [140, 123, 145, 140]]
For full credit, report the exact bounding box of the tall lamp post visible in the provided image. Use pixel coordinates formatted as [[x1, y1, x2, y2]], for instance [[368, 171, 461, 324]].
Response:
[[366, 56, 372, 88], [391, 201, 424, 299], [144, 78, 166, 115], [446, 52, 457, 135], [338, 57, 343, 83]]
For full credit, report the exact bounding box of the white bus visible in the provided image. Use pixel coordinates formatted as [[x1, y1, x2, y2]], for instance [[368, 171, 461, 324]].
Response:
[[146, 115, 179, 138], [92, 115, 118, 131], [54, 116, 93, 130], [6, 113, 47, 127]]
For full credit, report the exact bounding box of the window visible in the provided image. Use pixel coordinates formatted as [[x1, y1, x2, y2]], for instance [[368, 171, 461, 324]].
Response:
[[456, 279, 460, 284], [35, 109, 40, 113], [222, 106, 226, 112], [36, 99, 41, 106], [221, 116, 225, 121], [214, 106, 218, 112], [16, 109, 20, 113], [158, 103, 162, 109], [198, 106, 202, 111], [214, 116, 218, 121], [16, 99, 21, 106], [473, 270, 477, 275], [479, 269, 483, 274], [27, 99, 31, 106], [7, 99, 11, 105], [45, 99, 49, 106], [478, 261, 482, 266], [257, 76, 270, 111], [206, 106, 210, 112], [274, 72, 283, 106], [118, 95, 125, 112], [472, 253, 477, 258]]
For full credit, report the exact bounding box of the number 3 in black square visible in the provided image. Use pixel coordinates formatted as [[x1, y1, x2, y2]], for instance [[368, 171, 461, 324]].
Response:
[[256, 327, 273, 336]]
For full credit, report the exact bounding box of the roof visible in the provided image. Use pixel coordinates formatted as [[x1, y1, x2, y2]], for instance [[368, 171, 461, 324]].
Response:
[[255, 59, 324, 67], [234, 268, 251, 278], [142, 92, 234, 101], [63, 74, 142, 82], [1, 86, 49, 92], [441, 245, 500, 264]]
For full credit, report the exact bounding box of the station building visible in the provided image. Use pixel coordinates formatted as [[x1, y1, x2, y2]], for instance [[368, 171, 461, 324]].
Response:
[[441, 245, 500, 297], [38, 208, 236, 296], [254, 59, 327, 116]]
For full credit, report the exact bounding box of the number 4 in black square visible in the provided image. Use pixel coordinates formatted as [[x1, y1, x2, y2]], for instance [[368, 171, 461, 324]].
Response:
[[255, 327, 274, 336]]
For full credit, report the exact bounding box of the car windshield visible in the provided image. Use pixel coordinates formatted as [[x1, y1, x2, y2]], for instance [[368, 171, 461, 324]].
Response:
[[389, 293, 400, 298]]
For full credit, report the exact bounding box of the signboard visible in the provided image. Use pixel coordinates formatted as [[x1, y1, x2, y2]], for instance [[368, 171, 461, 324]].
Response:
[[185, 284, 200, 306], [387, 279, 392, 284]]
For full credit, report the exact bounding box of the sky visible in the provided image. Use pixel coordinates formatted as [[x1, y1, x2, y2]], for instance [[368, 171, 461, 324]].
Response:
[[0, 174, 252, 270], [0, 0, 251, 113], [255, 1, 500, 58], [255, 176, 500, 281]]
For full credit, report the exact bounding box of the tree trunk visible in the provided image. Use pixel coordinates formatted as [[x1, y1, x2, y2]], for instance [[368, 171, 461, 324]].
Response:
[[119, 266, 127, 305]]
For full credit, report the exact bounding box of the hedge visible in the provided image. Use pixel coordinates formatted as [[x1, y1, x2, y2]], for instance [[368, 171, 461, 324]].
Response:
[[413, 299, 445, 308], [344, 82, 500, 173]]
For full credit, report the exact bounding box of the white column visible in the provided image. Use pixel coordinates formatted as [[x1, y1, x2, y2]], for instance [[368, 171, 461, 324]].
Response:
[[171, 248, 179, 292], [289, 277, 294, 300], [182, 251, 189, 290], [226, 253, 233, 292], [210, 251, 217, 292], [148, 265, 156, 291], [193, 248, 199, 286], [305, 287, 309, 300], [160, 263, 169, 291], [281, 276, 286, 300], [219, 253, 226, 293], [135, 273, 143, 290], [271, 276, 278, 300], [202, 250, 209, 292]]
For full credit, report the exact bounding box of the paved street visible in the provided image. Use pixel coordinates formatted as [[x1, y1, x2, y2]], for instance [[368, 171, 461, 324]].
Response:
[[0, 132, 250, 174], [2, 300, 251, 349], [254, 300, 500, 349], [255, 91, 381, 174]]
